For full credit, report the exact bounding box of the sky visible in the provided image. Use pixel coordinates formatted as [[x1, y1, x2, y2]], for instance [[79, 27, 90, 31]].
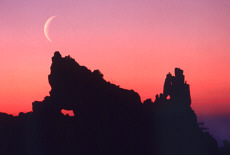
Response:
[[1, 0, 230, 144]]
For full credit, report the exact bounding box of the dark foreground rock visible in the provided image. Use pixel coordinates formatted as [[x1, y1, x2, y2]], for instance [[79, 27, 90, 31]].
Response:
[[0, 51, 225, 155]]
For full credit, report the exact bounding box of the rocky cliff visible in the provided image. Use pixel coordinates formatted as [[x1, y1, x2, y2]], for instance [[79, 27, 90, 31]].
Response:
[[0, 51, 223, 155]]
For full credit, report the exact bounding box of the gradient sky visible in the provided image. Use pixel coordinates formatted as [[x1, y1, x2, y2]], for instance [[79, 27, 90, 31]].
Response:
[[1, 0, 230, 131]]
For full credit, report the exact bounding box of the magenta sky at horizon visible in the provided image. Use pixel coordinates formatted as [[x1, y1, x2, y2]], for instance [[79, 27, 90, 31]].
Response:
[[0, 0, 230, 116]]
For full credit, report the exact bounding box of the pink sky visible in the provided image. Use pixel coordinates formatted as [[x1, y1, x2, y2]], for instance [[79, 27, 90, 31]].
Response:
[[0, 0, 230, 116]]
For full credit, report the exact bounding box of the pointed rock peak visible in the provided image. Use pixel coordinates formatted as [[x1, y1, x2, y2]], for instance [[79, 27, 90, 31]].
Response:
[[54, 51, 61, 57], [52, 51, 62, 61]]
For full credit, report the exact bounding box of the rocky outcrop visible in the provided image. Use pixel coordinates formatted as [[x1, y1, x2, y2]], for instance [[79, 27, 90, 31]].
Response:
[[33, 51, 142, 119], [0, 51, 223, 154], [143, 68, 219, 155]]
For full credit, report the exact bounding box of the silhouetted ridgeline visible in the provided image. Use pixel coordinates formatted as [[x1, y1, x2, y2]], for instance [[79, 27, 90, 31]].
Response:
[[0, 51, 229, 155]]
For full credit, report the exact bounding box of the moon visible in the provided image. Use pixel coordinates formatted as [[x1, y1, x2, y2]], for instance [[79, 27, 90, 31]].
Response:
[[44, 16, 56, 42]]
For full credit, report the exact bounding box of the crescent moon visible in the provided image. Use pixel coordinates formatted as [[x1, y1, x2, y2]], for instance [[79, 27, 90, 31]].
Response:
[[44, 16, 56, 42]]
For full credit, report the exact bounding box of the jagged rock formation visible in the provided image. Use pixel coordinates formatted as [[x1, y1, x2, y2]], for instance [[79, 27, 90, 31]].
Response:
[[33, 51, 141, 118], [0, 51, 224, 155], [143, 68, 219, 155], [32, 51, 143, 154], [163, 68, 191, 106]]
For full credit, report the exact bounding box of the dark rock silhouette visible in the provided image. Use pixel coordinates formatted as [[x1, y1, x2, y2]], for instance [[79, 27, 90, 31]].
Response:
[[143, 67, 219, 155], [220, 140, 230, 155], [0, 51, 224, 154]]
